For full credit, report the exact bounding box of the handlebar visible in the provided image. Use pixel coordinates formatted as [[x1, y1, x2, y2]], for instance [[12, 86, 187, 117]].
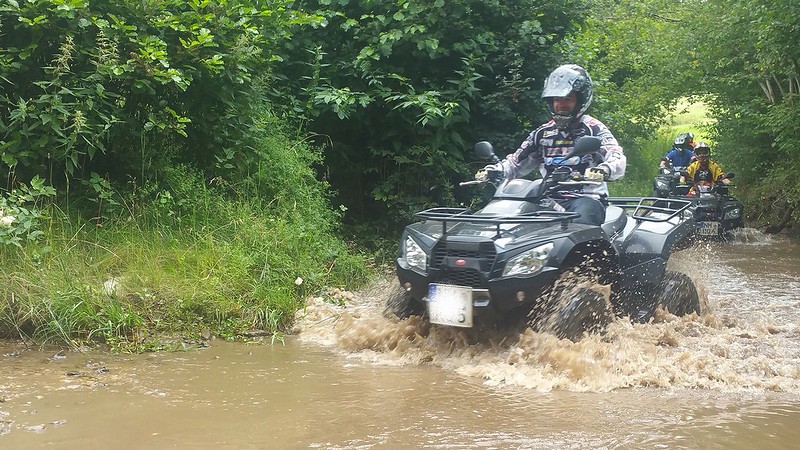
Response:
[[462, 172, 603, 188], [557, 180, 603, 187]]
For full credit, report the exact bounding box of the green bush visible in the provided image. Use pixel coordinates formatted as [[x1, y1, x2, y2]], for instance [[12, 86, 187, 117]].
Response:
[[0, 107, 372, 350]]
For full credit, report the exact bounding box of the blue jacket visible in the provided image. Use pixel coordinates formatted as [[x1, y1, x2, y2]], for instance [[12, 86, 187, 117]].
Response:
[[665, 147, 694, 168]]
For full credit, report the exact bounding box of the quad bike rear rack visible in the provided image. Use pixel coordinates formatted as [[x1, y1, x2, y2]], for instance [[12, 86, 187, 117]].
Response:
[[608, 197, 692, 222]]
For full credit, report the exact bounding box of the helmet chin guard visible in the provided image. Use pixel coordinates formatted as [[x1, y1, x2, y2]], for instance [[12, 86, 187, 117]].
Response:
[[551, 113, 574, 129]]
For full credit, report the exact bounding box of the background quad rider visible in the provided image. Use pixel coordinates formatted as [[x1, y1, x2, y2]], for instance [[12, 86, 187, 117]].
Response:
[[477, 64, 626, 226], [660, 132, 695, 169], [685, 141, 730, 195]]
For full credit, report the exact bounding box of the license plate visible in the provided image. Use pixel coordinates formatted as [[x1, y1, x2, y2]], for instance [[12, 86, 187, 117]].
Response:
[[697, 221, 720, 236], [426, 284, 473, 328]]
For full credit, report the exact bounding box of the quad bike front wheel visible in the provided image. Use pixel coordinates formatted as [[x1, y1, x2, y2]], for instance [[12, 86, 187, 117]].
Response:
[[534, 272, 612, 341], [654, 270, 701, 316], [384, 284, 425, 319]]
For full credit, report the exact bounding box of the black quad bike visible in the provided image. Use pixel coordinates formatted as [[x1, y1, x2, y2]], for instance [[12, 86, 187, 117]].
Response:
[[652, 164, 691, 198], [652, 164, 744, 240], [392, 136, 701, 341], [684, 179, 745, 239]]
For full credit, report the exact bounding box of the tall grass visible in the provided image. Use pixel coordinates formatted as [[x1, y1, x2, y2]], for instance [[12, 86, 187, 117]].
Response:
[[0, 113, 372, 351], [609, 99, 715, 197]]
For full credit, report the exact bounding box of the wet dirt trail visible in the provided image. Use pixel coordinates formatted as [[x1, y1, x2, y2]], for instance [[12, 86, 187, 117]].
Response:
[[2, 229, 800, 449]]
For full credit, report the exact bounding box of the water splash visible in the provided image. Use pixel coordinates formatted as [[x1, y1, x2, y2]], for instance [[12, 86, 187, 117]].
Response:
[[296, 254, 800, 394], [729, 227, 772, 245]]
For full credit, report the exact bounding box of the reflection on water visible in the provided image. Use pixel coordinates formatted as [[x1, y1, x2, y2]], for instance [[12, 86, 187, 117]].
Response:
[[2, 229, 800, 448]]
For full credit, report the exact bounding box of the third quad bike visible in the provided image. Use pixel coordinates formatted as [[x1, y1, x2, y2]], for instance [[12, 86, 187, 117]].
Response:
[[392, 136, 701, 341]]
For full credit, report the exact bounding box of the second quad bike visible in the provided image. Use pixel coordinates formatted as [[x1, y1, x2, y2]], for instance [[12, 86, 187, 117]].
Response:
[[652, 163, 745, 240]]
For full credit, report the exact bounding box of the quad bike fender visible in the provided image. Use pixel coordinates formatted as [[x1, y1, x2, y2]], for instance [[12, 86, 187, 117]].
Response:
[[617, 212, 694, 262], [617, 257, 667, 291]]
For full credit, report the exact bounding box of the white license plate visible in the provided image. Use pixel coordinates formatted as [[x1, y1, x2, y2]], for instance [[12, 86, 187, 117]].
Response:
[[697, 221, 720, 236], [426, 284, 473, 328]]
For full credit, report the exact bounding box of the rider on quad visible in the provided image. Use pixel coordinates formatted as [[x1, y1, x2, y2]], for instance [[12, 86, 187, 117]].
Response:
[[685, 141, 730, 195], [660, 132, 695, 169], [477, 64, 626, 226]]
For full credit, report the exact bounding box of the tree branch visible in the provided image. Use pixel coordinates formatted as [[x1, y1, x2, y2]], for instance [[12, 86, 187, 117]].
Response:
[[773, 73, 786, 99]]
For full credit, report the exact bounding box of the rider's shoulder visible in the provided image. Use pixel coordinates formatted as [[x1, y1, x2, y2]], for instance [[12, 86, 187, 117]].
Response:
[[581, 114, 608, 128], [579, 115, 615, 137]]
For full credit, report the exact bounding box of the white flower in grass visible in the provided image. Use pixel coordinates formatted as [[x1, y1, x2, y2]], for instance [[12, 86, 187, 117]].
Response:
[[294, 277, 304, 286], [0, 215, 15, 226]]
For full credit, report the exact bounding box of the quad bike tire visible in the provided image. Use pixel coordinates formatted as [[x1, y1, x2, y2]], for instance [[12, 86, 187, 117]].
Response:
[[535, 272, 612, 342], [654, 270, 700, 316], [384, 284, 424, 319]]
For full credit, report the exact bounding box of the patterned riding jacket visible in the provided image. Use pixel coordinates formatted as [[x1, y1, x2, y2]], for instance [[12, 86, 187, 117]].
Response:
[[496, 114, 626, 198]]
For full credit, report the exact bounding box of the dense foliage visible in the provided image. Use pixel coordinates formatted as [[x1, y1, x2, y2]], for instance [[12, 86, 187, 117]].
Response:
[[571, 0, 800, 230], [0, 0, 303, 187], [0, 0, 370, 347], [270, 0, 589, 245]]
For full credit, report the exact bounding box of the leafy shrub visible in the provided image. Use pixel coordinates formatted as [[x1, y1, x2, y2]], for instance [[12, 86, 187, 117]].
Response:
[[0, 176, 56, 248]]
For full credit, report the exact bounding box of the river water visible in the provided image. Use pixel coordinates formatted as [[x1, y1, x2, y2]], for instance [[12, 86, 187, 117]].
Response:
[[2, 229, 800, 448]]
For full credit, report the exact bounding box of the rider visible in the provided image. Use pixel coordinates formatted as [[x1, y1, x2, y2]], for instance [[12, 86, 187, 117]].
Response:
[[685, 141, 730, 193], [660, 132, 695, 169], [477, 64, 626, 226]]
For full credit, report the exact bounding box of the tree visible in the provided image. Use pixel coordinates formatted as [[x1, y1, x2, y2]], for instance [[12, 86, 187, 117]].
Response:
[[271, 0, 588, 236], [571, 0, 800, 228], [0, 0, 302, 190]]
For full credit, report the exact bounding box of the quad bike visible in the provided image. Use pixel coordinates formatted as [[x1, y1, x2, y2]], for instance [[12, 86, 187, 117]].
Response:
[[652, 164, 744, 239], [684, 178, 745, 239], [392, 136, 701, 341], [652, 163, 691, 198]]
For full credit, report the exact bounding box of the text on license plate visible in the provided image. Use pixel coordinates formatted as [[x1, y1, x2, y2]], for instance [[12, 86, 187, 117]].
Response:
[[426, 283, 473, 328], [698, 221, 720, 236]]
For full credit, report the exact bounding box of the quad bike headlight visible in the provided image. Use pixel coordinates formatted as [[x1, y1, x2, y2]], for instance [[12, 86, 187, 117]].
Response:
[[724, 207, 742, 220], [654, 179, 671, 190], [403, 235, 427, 271], [503, 242, 554, 277]]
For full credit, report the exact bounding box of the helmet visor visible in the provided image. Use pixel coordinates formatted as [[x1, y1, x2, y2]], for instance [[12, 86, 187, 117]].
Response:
[[694, 148, 710, 158], [542, 75, 577, 99]]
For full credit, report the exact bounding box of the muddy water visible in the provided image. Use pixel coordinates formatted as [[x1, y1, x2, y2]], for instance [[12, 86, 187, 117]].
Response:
[[2, 229, 800, 449]]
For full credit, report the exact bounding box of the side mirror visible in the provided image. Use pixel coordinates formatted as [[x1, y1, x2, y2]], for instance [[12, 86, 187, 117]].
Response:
[[724, 172, 735, 179], [565, 135, 602, 159], [473, 141, 500, 163]]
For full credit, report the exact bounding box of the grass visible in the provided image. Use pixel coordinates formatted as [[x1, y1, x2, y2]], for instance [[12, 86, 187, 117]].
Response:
[[0, 120, 376, 352], [0, 202, 373, 352], [609, 98, 716, 198], [665, 99, 716, 145]]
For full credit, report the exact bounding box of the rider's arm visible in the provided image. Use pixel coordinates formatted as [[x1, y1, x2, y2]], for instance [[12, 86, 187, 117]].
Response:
[[588, 118, 626, 180], [497, 127, 545, 179], [685, 163, 697, 182]]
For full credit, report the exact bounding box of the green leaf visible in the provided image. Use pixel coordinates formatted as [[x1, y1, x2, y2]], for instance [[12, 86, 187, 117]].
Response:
[[1, 152, 18, 167]]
